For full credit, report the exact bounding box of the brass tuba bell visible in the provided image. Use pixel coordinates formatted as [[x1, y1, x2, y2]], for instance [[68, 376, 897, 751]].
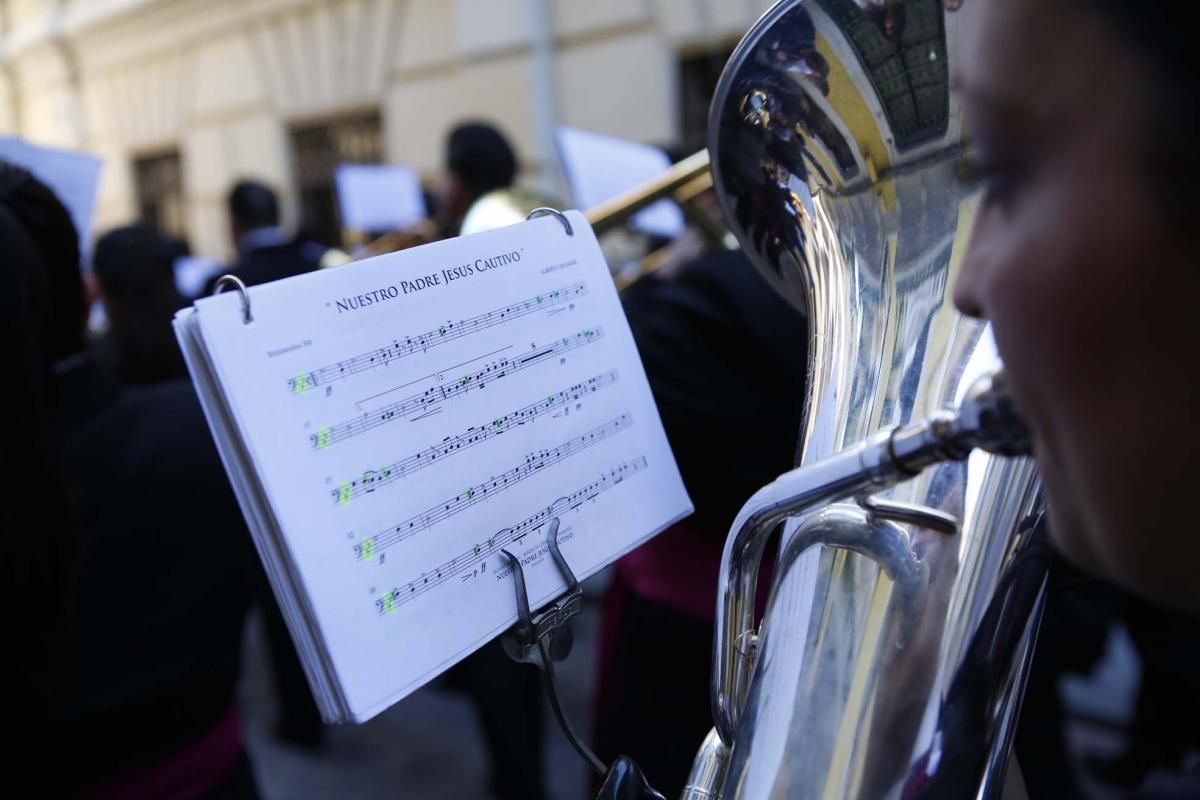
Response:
[[682, 1, 1047, 797]]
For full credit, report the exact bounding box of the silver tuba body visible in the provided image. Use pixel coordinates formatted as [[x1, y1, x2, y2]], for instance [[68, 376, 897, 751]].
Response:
[[685, 1, 1048, 797]]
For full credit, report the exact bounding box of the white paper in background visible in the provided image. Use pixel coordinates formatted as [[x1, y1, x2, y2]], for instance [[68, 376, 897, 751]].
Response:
[[188, 211, 692, 720], [555, 126, 685, 240], [174, 255, 226, 300], [335, 164, 426, 233], [0, 136, 104, 257]]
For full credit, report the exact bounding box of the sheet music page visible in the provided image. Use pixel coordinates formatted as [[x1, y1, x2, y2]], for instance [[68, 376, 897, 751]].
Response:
[[191, 212, 692, 721], [555, 126, 685, 240], [335, 164, 426, 233]]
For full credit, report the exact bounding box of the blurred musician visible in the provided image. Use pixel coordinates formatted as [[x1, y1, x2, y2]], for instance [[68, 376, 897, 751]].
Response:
[[440, 121, 519, 238], [0, 163, 259, 798], [206, 179, 335, 293], [92, 223, 190, 386], [0, 163, 78, 780], [356, 120, 530, 258]]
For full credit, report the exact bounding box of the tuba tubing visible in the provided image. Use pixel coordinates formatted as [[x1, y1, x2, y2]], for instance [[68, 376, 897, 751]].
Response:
[[711, 369, 1030, 744]]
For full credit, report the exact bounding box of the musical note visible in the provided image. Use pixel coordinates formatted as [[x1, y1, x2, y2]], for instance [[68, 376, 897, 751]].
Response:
[[354, 538, 376, 561], [286, 282, 588, 394], [291, 372, 315, 394], [375, 590, 397, 615], [310, 328, 604, 450], [375, 456, 649, 610], [357, 415, 633, 559], [329, 370, 619, 505]]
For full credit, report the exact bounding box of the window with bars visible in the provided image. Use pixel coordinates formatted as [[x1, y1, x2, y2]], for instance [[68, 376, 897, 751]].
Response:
[[817, 0, 949, 151], [133, 150, 187, 239], [681, 39, 860, 183], [290, 110, 384, 248], [679, 47, 737, 157]]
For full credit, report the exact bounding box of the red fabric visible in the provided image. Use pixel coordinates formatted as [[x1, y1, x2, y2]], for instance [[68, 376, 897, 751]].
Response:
[[616, 520, 725, 622], [74, 706, 243, 800], [616, 520, 775, 623], [592, 569, 630, 741]]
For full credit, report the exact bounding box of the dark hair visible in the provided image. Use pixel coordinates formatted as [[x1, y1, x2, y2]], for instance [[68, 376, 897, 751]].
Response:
[[0, 163, 84, 361], [93, 222, 179, 296], [0, 165, 78, 728], [446, 121, 518, 195], [93, 223, 188, 384], [1080, 1, 1199, 224], [228, 179, 280, 231], [1081, 2, 1195, 82]]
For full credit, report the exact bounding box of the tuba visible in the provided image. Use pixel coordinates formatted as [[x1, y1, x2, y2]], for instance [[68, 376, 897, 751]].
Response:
[[681, 1, 1048, 797]]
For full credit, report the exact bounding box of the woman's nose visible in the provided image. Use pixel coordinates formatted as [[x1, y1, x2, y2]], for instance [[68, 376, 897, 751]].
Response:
[[953, 263, 985, 319], [953, 216, 989, 319]]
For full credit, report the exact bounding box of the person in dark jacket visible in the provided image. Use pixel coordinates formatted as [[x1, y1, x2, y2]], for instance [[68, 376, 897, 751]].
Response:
[[208, 179, 328, 292], [207, 178, 337, 749], [92, 223, 190, 386], [0, 162, 78, 781], [0, 162, 259, 798], [592, 250, 808, 796]]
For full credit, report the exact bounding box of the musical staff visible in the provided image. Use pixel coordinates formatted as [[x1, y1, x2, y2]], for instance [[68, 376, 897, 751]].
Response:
[[355, 414, 633, 560], [374, 456, 649, 613], [331, 370, 620, 505], [288, 282, 588, 394], [311, 327, 603, 450]]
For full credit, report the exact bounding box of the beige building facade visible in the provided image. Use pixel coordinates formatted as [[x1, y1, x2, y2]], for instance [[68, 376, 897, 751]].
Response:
[[0, 0, 772, 258]]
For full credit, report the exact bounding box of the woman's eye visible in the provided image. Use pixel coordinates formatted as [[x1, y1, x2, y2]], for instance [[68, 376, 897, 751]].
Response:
[[958, 147, 1021, 211]]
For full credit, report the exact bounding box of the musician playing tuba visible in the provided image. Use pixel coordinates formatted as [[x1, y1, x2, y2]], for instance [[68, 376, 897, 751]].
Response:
[[624, 1, 1200, 799], [354, 121, 527, 257], [952, 1, 1200, 795]]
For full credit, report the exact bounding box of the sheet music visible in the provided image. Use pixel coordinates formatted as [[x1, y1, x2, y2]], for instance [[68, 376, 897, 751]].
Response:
[[335, 163, 426, 233], [555, 126, 685, 239], [179, 211, 691, 721]]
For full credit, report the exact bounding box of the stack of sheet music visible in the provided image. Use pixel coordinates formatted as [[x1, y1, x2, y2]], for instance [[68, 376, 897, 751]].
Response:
[[174, 211, 691, 722]]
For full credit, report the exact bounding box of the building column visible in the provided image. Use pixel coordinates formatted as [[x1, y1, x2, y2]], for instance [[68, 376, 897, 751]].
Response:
[[527, 0, 565, 199]]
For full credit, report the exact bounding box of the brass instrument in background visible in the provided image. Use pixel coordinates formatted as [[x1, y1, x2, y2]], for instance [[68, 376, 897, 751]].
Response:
[[585, 150, 714, 236], [678, 1, 1047, 798], [585, 150, 729, 290], [349, 186, 557, 259], [348, 217, 441, 260], [353, 151, 725, 290], [458, 187, 557, 236]]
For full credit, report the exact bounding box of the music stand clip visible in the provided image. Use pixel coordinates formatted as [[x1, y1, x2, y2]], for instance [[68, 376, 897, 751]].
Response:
[[499, 518, 606, 775]]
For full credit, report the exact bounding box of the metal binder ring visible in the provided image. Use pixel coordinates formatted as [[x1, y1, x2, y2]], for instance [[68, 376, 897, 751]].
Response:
[[213, 274, 253, 324], [527, 207, 574, 236]]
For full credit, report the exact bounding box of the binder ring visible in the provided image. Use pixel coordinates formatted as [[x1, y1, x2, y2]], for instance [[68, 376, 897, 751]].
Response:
[[527, 208, 573, 237], [213, 274, 253, 324]]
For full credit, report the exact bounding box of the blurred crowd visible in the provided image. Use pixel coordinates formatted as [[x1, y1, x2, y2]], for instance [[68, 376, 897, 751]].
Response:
[[1, 117, 807, 799]]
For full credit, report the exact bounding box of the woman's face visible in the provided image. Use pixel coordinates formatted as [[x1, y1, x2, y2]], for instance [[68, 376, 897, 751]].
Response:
[[953, 0, 1200, 612]]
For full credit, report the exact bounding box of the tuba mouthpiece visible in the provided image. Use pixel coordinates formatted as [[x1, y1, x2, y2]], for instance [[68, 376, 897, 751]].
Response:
[[887, 367, 1032, 474], [952, 368, 1032, 458]]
